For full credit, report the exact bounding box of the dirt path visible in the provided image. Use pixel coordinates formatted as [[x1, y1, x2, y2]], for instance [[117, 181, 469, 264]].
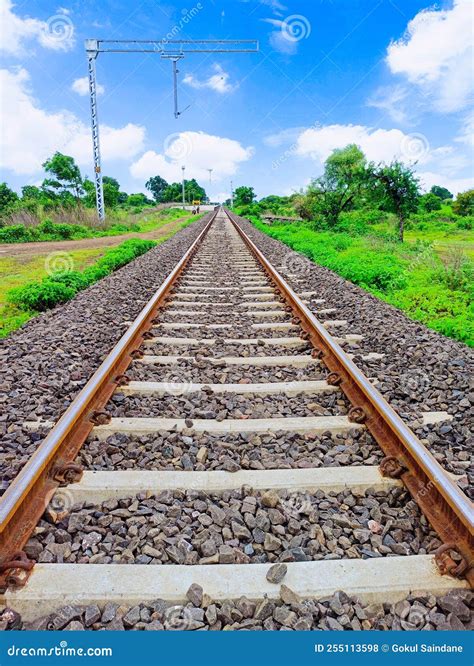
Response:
[[0, 218, 188, 258]]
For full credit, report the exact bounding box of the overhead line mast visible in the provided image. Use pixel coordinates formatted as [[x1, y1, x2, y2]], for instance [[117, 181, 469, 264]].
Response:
[[85, 39, 259, 221]]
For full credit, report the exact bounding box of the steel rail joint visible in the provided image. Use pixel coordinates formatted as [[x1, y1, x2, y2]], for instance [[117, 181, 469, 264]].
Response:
[[0, 211, 217, 587], [226, 209, 474, 585]]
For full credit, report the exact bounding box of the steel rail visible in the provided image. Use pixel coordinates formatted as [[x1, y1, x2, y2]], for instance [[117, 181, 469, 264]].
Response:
[[0, 211, 217, 587], [226, 209, 474, 585]]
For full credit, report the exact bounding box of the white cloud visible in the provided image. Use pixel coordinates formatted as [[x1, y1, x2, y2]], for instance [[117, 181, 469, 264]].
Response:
[[71, 76, 104, 96], [262, 18, 297, 55], [268, 122, 473, 194], [130, 131, 254, 184], [183, 64, 236, 94], [264, 127, 305, 147], [0, 0, 75, 54], [456, 111, 474, 148], [417, 171, 473, 196], [386, 0, 473, 113], [366, 85, 411, 123], [0, 67, 144, 175], [294, 123, 439, 165]]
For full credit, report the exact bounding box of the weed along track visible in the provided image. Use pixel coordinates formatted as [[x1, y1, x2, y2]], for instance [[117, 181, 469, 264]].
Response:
[[0, 208, 472, 632]]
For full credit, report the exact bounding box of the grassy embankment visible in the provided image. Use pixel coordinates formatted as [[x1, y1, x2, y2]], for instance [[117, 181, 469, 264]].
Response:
[[0, 206, 193, 243], [0, 209, 201, 337], [247, 211, 473, 346]]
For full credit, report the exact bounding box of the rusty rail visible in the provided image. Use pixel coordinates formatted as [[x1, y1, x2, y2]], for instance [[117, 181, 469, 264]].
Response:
[[0, 211, 217, 589], [226, 209, 474, 586]]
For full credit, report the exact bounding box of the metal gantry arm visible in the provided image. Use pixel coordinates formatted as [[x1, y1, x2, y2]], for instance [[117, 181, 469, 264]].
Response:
[[84, 38, 259, 221]]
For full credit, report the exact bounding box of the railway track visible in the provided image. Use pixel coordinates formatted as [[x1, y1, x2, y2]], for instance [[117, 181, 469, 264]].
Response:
[[0, 207, 472, 631]]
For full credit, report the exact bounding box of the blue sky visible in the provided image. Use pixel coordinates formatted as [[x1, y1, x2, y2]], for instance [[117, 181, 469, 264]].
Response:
[[1, 0, 473, 202]]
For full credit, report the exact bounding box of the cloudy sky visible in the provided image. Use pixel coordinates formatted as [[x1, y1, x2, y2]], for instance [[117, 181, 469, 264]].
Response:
[[1, 0, 472, 202]]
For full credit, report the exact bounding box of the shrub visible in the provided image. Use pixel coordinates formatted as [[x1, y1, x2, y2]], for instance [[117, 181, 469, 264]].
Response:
[[48, 271, 91, 291], [8, 281, 76, 311], [7, 238, 157, 315], [0, 225, 37, 243]]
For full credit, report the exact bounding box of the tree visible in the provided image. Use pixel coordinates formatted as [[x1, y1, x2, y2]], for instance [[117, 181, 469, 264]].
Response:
[[127, 193, 151, 207], [21, 185, 42, 201], [234, 186, 256, 206], [185, 178, 206, 203], [102, 176, 121, 208], [430, 185, 453, 200], [160, 179, 206, 204], [453, 189, 474, 217], [102, 176, 120, 190], [419, 192, 442, 212], [301, 145, 368, 226], [42, 152, 83, 202], [0, 182, 19, 214], [146, 175, 168, 202], [368, 161, 420, 242]]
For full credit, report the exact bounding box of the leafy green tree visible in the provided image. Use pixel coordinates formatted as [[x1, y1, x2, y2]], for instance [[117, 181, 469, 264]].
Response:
[[430, 185, 453, 200], [42, 152, 83, 202], [81, 178, 96, 208], [185, 178, 206, 203], [0, 182, 19, 214], [160, 179, 206, 204], [453, 189, 474, 217], [102, 176, 121, 208], [146, 175, 168, 202], [368, 161, 420, 242], [21, 185, 42, 201], [419, 192, 442, 212], [299, 145, 368, 226], [127, 193, 151, 207], [234, 186, 256, 206], [102, 176, 120, 191]]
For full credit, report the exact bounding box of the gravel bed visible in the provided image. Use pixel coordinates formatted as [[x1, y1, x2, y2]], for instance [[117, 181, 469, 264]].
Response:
[[127, 359, 327, 384], [79, 428, 382, 471], [151, 325, 300, 340], [106, 391, 349, 419], [26, 487, 438, 565], [0, 216, 211, 490], [3, 589, 472, 631], [233, 215, 473, 488], [143, 342, 312, 357]]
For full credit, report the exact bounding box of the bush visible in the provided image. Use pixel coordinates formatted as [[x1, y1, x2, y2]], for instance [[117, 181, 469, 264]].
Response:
[[0, 224, 38, 243], [8, 281, 76, 311], [7, 238, 157, 315]]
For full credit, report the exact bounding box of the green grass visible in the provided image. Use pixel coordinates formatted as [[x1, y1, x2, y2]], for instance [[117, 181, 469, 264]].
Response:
[[0, 207, 192, 244], [0, 213, 202, 337], [0, 247, 104, 337], [251, 218, 474, 347]]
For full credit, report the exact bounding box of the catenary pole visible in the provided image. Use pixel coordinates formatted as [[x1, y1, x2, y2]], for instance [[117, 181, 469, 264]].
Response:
[[84, 39, 258, 221]]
